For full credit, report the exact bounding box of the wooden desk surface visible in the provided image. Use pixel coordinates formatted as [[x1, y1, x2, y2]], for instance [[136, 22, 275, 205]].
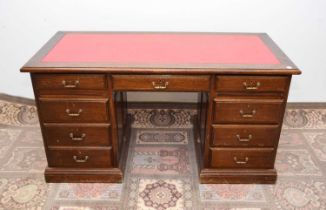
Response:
[[21, 32, 300, 75]]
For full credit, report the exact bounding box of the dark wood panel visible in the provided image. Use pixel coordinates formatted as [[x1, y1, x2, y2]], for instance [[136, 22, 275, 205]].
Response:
[[211, 124, 279, 147], [199, 93, 208, 155], [35, 90, 109, 98], [33, 74, 107, 90], [45, 167, 123, 183], [216, 75, 289, 92], [210, 148, 274, 169], [47, 148, 112, 168], [38, 98, 109, 123], [24, 67, 301, 75], [215, 94, 284, 100], [43, 124, 111, 147], [200, 168, 277, 184], [112, 75, 210, 91], [213, 99, 283, 124]]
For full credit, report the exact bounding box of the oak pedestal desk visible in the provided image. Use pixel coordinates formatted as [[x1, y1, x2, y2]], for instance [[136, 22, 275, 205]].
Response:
[[21, 32, 301, 184]]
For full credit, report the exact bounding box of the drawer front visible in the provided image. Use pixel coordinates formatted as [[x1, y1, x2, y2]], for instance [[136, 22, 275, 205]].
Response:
[[39, 99, 109, 123], [213, 100, 283, 124], [210, 148, 274, 169], [44, 125, 111, 147], [112, 75, 210, 91], [33, 74, 107, 90], [216, 76, 289, 93], [47, 148, 112, 168], [211, 125, 279, 147]]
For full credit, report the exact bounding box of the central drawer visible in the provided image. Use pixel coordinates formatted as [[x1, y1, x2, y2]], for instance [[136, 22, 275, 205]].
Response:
[[210, 148, 275, 169], [38, 99, 109, 123], [47, 148, 113, 168], [43, 124, 111, 147], [213, 99, 283, 124], [112, 75, 210, 91]]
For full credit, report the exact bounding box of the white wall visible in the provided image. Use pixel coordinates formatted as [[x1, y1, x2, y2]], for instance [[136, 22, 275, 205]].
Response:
[[1, 0, 325, 102]]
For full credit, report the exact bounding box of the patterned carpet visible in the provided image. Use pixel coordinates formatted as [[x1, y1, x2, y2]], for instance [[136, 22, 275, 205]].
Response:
[[0, 94, 326, 210]]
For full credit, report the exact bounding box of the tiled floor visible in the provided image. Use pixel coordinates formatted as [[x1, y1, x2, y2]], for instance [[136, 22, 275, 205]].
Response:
[[0, 94, 325, 210]]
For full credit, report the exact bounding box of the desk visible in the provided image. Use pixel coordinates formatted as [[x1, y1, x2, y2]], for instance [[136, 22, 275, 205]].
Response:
[[21, 32, 301, 184]]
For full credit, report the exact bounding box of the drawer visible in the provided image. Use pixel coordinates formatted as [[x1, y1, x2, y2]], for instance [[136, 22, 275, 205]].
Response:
[[211, 125, 279, 147], [213, 99, 283, 124], [43, 124, 111, 147], [47, 148, 112, 168], [210, 148, 274, 169], [38, 99, 109, 123], [33, 74, 107, 90], [112, 75, 210, 91], [216, 76, 289, 93]]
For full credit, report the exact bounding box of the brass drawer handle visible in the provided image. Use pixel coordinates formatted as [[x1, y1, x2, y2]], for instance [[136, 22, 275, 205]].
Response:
[[243, 81, 260, 90], [62, 80, 80, 88], [66, 109, 83, 117], [69, 133, 86, 141], [233, 156, 249, 164], [152, 80, 169, 89], [73, 155, 89, 163], [236, 134, 252, 142], [240, 109, 256, 118]]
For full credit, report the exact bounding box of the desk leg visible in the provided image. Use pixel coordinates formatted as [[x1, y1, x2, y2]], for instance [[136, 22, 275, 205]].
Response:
[[113, 91, 131, 174]]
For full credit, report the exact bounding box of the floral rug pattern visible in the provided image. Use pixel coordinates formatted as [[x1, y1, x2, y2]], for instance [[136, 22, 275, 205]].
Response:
[[0, 95, 326, 210]]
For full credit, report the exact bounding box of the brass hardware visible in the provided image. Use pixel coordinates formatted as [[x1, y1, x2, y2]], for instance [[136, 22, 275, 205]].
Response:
[[73, 155, 89, 163], [240, 109, 256, 118], [243, 81, 260, 90], [62, 80, 79, 88], [152, 80, 169, 89], [69, 133, 86, 141], [233, 156, 249, 164], [236, 134, 252, 142], [66, 109, 83, 117]]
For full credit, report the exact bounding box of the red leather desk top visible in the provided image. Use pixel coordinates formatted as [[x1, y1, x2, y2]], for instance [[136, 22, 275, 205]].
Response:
[[21, 32, 300, 74], [42, 33, 279, 65]]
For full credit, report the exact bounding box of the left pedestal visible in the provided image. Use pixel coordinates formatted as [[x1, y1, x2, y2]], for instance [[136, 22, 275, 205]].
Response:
[[31, 73, 125, 183]]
